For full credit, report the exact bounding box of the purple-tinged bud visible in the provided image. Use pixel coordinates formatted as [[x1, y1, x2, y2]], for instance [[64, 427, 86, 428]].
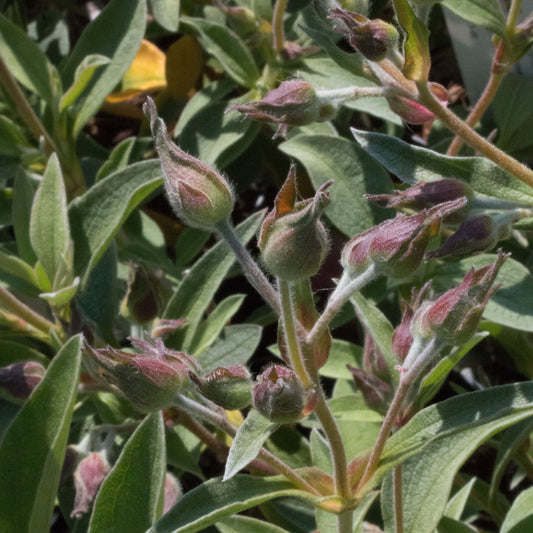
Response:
[[163, 472, 182, 515], [191, 364, 253, 410], [341, 198, 466, 279], [258, 166, 331, 281], [0, 361, 45, 401], [71, 452, 110, 519], [347, 365, 393, 415], [386, 82, 448, 124], [83, 337, 199, 412], [151, 318, 187, 339], [362, 333, 389, 381], [143, 97, 235, 230], [329, 8, 400, 62], [366, 179, 473, 214], [412, 252, 508, 346], [253, 365, 307, 423], [427, 210, 529, 260], [229, 80, 335, 138]]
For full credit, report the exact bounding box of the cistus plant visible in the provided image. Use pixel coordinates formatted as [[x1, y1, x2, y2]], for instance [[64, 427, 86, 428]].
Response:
[[2, 1, 533, 533]]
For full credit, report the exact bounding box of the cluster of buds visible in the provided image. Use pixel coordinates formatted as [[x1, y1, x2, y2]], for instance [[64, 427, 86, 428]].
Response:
[[84, 337, 200, 412], [258, 166, 331, 281], [143, 97, 235, 231]]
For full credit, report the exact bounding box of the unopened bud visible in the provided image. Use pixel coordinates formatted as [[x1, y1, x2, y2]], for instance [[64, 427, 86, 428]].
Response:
[[0, 361, 45, 401], [71, 452, 110, 519], [259, 166, 331, 281], [253, 365, 307, 423], [329, 8, 400, 62], [191, 364, 252, 410], [386, 82, 448, 124], [151, 318, 187, 339], [143, 97, 235, 230], [163, 472, 182, 515], [347, 365, 392, 415], [230, 80, 336, 138], [83, 337, 199, 412], [362, 333, 389, 381]]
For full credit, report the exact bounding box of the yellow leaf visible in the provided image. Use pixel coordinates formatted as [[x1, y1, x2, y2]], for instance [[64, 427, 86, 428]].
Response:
[[165, 35, 204, 99]]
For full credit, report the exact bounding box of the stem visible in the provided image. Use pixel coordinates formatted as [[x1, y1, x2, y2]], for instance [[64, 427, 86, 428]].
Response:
[[306, 265, 377, 347], [0, 53, 57, 155], [417, 82, 533, 188], [280, 280, 351, 502], [337, 510, 354, 533], [0, 286, 59, 336], [173, 394, 319, 495], [316, 86, 385, 104], [393, 465, 404, 533], [506, 0, 523, 32], [216, 220, 280, 314], [272, 0, 288, 52], [446, 72, 504, 156]]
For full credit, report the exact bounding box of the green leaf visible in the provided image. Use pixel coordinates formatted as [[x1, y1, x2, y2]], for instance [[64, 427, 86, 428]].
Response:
[[149, 0, 181, 32], [319, 339, 362, 380], [376, 382, 533, 533], [0, 13, 57, 104], [501, 485, 533, 533], [166, 428, 204, 479], [189, 294, 245, 356], [59, 54, 110, 112], [163, 211, 263, 352], [174, 226, 210, 267], [89, 413, 166, 533], [434, 254, 533, 332], [352, 128, 533, 206], [393, 0, 430, 82], [0, 250, 41, 289], [442, 477, 476, 522], [279, 134, 392, 237], [0, 335, 82, 533], [197, 325, 262, 372], [29, 153, 71, 288], [180, 17, 259, 88], [353, 492, 379, 533], [69, 160, 162, 285], [95, 137, 136, 182], [225, 409, 278, 481], [13, 169, 37, 265], [40, 277, 79, 307], [60, 0, 147, 137], [216, 515, 290, 533], [149, 475, 315, 533], [443, 0, 505, 36], [436, 516, 477, 533], [0, 340, 48, 366]]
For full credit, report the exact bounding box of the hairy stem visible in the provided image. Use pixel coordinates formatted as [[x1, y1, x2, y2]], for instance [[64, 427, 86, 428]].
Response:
[[417, 82, 533, 188], [272, 0, 288, 52], [393, 465, 404, 533], [337, 510, 354, 533], [217, 220, 280, 314], [506, 0, 523, 32]]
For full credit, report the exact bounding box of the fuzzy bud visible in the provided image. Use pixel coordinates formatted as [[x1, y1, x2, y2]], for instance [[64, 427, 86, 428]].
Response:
[[230, 80, 336, 138], [253, 365, 307, 423], [71, 452, 110, 519], [191, 364, 253, 410], [143, 97, 234, 230], [83, 337, 199, 412], [386, 82, 448, 124], [329, 8, 400, 62], [347, 365, 392, 415], [0, 361, 45, 401], [259, 166, 331, 281], [341, 198, 466, 279], [163, 472, 182, 515]]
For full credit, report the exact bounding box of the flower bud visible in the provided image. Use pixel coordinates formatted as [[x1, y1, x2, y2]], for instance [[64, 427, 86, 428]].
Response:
[[329, 8, 400, 62], [191, 364, 253, 410], [0, 361, 45, 401], [151, 318, 187, 339], [230, 80, 336, 138], [362, 333, 389, 381], [412, 252, 508, 347], [143, 97, 234, 230], [386, 82, 448, 124], [163, 472, 182, 515], [366, 179, 473, 213], [71, 452, 110, 519], [347, 365, 392, 415], [427, 210, 529, 260], [258, 166, 331, 281], [253, 365, 307, 423], [83, 337, 199, 412], [341, 198, 466, 279]]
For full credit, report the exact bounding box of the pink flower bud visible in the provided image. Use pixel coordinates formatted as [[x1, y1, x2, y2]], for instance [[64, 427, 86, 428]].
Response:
[[253, 365, 307, 423], [347, 365, 393, 415], [143, 97, 234, 230], [83, 337, 199, 412], [0, 361, 45, 401], [259, 166, 331, 281], [163, 472, 182, 515], [329, 8, 400, 62], [71, 452, 110, 519], [191, 364, 252, 410], [386, 82, 448, 124], [151, 318, 187, 339], [230, 80, 335, 138], [341, 198, 466, 279], [412, 252, 508, 346]]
